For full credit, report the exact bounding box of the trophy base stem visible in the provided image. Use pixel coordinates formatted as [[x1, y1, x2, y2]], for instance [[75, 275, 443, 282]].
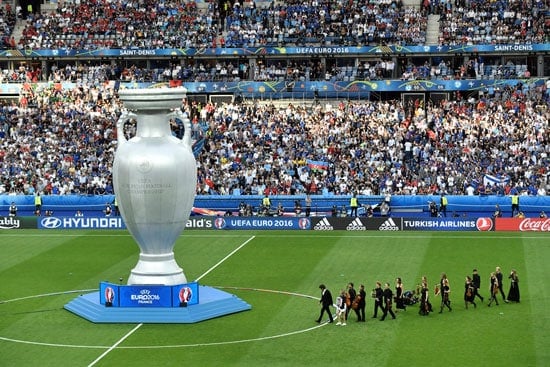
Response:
[[128, 252, 187, 286]]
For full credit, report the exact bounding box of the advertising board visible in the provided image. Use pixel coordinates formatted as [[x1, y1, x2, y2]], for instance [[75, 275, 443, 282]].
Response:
[[495, 218, 550, 232], [99, 282, 200, 308], [38, 216, 126, 229], [402, 218, 494, 231], [0, 216, 36, 230], [213, 217, 311, 230]]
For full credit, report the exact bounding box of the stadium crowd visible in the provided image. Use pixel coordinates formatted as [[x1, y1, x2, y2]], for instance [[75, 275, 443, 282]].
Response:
[[0, 0, 542, 84], [0, 80, 548, 198], [11, 0, 548, 51], [0, 0, 548, 198]]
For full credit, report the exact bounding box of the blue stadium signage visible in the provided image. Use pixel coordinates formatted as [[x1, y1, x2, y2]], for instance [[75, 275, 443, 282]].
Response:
[[99, 281, 200, 308], [213, 217, 310, 230], [4, 43, 548, 58], [119, 285, 173, 308], [39, 216, 126, 229], [402, 218, 483, 231], [1, 78, 545, 97]]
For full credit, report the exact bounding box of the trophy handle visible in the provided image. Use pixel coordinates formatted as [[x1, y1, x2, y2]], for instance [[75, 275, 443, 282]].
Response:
[[117, 111, 136, 145], [172, 110, 192, 149]]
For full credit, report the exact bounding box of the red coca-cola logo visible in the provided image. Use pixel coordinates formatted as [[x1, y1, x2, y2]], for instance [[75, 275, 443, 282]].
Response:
[[476, 217, 493, 231], [519, 218, 550, 231]]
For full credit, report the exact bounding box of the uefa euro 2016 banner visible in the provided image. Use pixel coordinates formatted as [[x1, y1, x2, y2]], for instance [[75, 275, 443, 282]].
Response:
[[5, 43, 548, 58], [99, 281, 199, 308]]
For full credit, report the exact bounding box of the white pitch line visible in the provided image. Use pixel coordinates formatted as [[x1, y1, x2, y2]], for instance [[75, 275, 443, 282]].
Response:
[[85, 235, 256, 365], [194, 235, 256, 282], [0, 286, 325, 350], [87, 324, 143, 367]]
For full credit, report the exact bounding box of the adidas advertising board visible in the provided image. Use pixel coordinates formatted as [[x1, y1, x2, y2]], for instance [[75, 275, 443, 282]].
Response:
[[377, 217, 401, 231], [346, 217, 366, 231], [311, 217, 403, 231], [312, 217, 335, 230]]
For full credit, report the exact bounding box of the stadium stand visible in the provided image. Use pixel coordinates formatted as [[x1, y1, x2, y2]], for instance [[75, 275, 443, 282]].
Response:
[[0, 0, 548, 204]]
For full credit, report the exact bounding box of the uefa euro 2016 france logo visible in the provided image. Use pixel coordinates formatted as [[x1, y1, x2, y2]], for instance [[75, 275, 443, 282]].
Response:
[[179, 287, 193, 307], [104, 287, 115, 307], [214, 217, 226, 229]]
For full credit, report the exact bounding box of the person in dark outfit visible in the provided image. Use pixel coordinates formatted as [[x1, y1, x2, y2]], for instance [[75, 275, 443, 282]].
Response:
[[464, 276, 477, 309], [372, 281, 384, 318], [495, 266, 508, 302], [488, 272, 500, 307], [316, 284, 334, 323], [472, 268, 484, 302], [380, 283, 396, 321], [419, 281, 431, 316], [506, 269, 520, 303], [439, 278, 452, 313], [345, 282, 359, 321], [429, 201, 438, 217], [492, 205, 502, 218], [357, 284, 367, 322], [9, 202, 17, 217], [395, 277, 406, 311]]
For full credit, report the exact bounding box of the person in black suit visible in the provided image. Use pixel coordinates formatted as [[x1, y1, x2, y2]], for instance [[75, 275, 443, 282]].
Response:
[[372, 281, 384, 318], [472, 268, 484, 302], [316, 284, 334, 323], [380, 283, 396, 321], [346, 282, 360, 321], [357, 284, 367, 322], [495, 266, 508, 303]]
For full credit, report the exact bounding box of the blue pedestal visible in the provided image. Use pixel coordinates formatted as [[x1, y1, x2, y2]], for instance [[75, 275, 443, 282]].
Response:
[[64, 285, 251, 323]]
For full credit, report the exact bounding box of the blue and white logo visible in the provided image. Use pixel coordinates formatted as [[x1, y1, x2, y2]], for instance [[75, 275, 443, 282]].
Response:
[[41, 217, 62, 229]]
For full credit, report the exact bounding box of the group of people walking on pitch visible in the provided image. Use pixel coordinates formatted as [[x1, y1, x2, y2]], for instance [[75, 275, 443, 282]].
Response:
[[316, 266, 520, 324]]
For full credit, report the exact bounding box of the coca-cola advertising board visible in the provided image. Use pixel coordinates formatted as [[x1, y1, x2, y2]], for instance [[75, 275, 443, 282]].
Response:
[[495, 218, 550, 232]]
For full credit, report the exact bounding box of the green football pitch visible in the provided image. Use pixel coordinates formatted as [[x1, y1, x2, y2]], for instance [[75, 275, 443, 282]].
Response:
[[0, 230, 548, 367]]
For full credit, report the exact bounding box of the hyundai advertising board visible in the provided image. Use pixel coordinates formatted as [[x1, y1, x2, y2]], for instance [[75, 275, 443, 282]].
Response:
[[39, 216, 126, 229]]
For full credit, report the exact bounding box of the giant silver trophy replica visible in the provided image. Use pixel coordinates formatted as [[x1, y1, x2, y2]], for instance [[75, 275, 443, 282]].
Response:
[[113, 87, 195, 285]]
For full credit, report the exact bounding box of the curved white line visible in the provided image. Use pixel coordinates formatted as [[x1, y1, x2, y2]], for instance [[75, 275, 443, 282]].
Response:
[[0, 286, 325, 350]]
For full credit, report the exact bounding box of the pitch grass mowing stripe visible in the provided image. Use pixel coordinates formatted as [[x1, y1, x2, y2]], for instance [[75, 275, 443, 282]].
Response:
[[523, 236, 550, 366]]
